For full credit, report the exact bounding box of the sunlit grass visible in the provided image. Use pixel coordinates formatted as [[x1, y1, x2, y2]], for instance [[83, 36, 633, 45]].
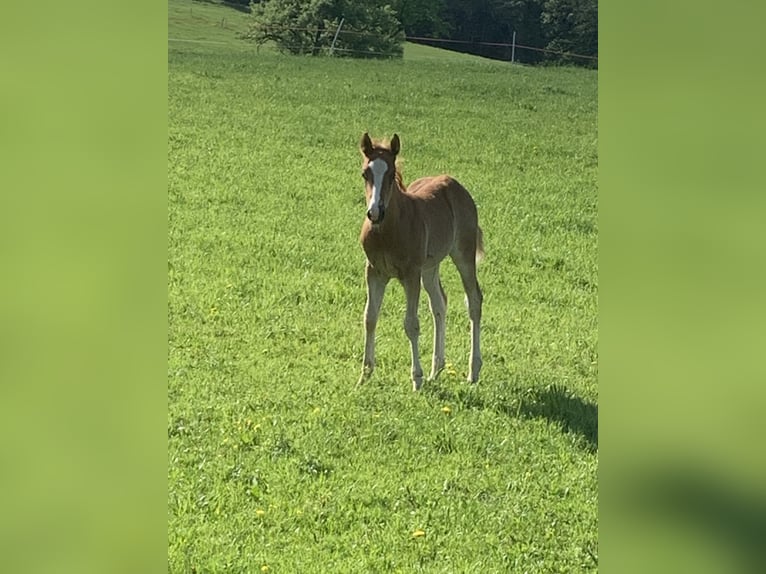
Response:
[[169, 0, 597, 571]]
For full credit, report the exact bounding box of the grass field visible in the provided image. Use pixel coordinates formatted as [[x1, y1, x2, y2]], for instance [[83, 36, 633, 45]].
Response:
[[168, 0, 598, 571]]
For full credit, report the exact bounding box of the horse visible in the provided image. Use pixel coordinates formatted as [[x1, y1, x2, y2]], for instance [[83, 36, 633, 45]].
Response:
[[357, 132, 484, 391]]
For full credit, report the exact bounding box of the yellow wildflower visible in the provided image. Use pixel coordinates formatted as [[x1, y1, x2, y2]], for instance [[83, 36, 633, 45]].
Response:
[[412, 529, 426, 538], [441, 406, 452, 414]]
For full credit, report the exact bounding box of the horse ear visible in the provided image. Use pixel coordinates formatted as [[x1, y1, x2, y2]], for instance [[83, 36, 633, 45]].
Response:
[[390, 134, 400, 156], [360, 132, 373, 157]]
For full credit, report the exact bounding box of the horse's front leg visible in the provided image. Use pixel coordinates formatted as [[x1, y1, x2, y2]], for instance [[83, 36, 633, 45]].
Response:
[[358, 263, 388, 386], [401, 272, 424, 391]]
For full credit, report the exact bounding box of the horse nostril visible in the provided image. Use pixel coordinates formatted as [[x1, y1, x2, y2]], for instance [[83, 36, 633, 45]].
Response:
[[367, 207, 384, 224]]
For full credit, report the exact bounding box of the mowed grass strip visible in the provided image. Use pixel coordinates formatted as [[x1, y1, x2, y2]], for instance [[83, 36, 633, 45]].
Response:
[[169, 1, 597, 571]]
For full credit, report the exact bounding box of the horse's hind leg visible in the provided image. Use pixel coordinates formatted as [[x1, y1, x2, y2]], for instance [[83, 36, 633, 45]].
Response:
[[451, 246, 483, 383], [422, 265, 447, 381]]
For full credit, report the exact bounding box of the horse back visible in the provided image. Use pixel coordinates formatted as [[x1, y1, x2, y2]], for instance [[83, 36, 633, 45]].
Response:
[[407, 175, 478, 226], [406, 175, 479, 264]]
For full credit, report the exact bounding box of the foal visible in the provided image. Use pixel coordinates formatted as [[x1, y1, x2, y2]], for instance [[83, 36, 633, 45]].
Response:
[[357, 133, 484, 391]]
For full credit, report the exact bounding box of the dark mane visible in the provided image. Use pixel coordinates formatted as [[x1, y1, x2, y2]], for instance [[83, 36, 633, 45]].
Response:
[[394, 167, 405, 191]]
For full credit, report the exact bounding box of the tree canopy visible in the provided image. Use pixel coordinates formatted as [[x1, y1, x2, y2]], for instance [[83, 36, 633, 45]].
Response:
[[243, 0, 597, 66], [244, 0, 404, 58]]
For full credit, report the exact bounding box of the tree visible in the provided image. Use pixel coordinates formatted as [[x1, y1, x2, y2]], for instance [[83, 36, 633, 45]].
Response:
[[494, 0, 546, 63], [436, 0, 546, 63], [390, 0, 449, 38], [244, 0, 404, 58], [541, 0, 597, 66]]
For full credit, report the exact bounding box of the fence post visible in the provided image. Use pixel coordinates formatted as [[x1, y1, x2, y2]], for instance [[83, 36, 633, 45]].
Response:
[[329, 18, 345, 56], [511, 31, 516, 63]]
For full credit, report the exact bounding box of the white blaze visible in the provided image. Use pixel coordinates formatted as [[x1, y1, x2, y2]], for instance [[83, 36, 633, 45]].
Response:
[[367, 158, 388, 220]]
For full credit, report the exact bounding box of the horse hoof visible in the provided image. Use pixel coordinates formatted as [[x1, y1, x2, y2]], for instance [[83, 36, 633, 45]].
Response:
[[427, 364, 443, 382]]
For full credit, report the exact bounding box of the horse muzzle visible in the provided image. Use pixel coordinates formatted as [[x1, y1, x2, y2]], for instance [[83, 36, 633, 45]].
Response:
[[367, 206, 385, 224]]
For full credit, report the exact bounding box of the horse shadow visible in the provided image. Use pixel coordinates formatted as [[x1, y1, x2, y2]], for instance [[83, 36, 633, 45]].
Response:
[[518, 384, 598, 452], [423, 380, 598, 452]]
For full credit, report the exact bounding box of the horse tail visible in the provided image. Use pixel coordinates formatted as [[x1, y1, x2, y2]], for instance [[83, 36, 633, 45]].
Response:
[[475, 226, 485, 264]]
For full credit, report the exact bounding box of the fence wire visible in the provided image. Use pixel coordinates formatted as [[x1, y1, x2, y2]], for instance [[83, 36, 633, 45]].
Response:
[[171, 18, 597, 63]]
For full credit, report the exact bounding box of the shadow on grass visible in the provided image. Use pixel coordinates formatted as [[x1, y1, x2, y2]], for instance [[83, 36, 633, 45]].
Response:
[[195, 0, 251, 14], [422, 380, 597, 452], [623, 464, 766, 571], [519, 384, 598, 452]]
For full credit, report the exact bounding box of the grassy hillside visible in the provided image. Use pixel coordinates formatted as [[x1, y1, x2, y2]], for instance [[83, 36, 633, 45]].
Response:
[[169, 0, 251, 46], [168, 0, 598, 571]]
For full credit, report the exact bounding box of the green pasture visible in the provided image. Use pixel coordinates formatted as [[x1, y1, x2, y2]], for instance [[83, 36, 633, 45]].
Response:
[[168, 1, 598, 571]]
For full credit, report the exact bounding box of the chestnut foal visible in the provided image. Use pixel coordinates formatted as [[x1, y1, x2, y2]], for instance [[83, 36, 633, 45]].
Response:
[[357, 133, 484, 391]]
